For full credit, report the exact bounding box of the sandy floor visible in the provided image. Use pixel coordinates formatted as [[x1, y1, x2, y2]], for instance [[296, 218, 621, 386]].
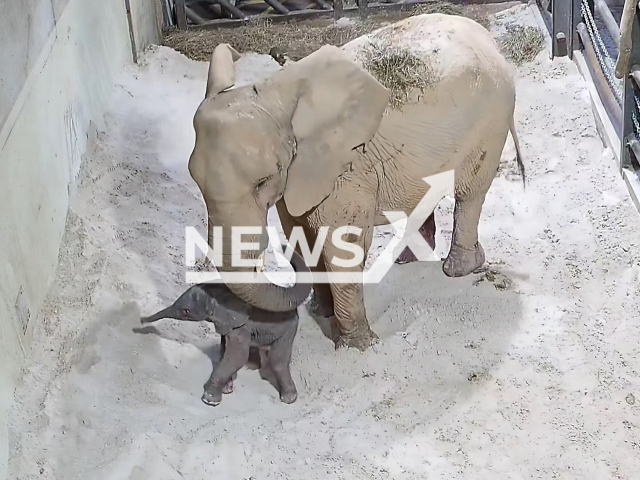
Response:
[[8, 4, 640, 479]]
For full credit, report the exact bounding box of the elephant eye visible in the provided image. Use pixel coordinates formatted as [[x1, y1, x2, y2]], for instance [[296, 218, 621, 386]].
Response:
[[256, 176, 272, 190], [183, 309, 190, 315]]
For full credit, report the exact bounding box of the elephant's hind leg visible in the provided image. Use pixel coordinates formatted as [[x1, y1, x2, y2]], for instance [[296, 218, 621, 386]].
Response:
[[443, 144, 502, 277], [443, 198, 486, 277]]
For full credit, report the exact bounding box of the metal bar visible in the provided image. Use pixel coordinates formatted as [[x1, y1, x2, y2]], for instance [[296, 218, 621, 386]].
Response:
[[359, 0, 368, 18], [587, 0, 594, 20], [175, 0, 188, 28], [630, 65, 640, 90], [595, 0, 620, 45], [185, 5, 207, 23], [620, 8, 640, 171], [334, 0, 343, 19], [577, 23, 622, 135], [537, 0, 553, 36], [312, 0, 332, 9], [124, 0, 139, 63], [192, 0, 486, 29], [552, 0, 571, 57], [160, 0, 173, 27], [572, 0, 582, 53], [627, 137, 640, 162], [263, 0, 290, 14], [214, 0, 247, 18]]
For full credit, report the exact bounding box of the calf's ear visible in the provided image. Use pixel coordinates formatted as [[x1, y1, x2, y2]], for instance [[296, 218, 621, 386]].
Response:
[[211, 308, 246, 336]]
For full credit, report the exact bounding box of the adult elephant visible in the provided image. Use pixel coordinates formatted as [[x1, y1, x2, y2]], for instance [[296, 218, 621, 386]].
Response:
[[188, 14, 525, 351]]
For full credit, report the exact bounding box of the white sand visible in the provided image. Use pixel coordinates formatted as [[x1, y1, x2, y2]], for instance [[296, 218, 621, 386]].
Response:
[[9, 5, 640, 479]]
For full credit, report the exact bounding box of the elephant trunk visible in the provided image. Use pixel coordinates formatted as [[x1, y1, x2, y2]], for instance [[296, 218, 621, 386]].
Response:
[[141, 305, 179, 324], [212, 219, 312, 312], [221, 249, 312, 312]]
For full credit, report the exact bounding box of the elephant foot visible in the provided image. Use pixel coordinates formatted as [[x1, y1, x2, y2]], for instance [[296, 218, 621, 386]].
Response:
[[443, 242, 485, 277], [395, 213, 436, 264], [202, 390, 222, 407], [222, 380, 234, 394], [333, 325, 379, 351], [280, 389, 298, 404], [202, 382, 224, 406]]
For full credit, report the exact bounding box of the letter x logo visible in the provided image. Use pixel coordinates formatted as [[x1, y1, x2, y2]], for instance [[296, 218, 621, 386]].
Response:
[[364, 170, 454, 283]]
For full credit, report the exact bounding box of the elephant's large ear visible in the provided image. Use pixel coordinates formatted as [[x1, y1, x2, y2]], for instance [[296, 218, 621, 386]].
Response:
[[283, 45, 389, 217], [206, 44, 241, 98]]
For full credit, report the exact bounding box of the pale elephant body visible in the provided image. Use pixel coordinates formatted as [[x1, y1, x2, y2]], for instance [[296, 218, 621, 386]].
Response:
[[314, 15, 520, 228], [188, 13, 524, 351]]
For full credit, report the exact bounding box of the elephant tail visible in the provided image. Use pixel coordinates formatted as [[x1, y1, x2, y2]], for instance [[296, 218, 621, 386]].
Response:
[[509, 116, 526, 188]]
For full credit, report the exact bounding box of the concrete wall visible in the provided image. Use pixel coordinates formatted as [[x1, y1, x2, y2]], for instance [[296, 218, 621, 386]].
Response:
[[0, 0, 159, 478]]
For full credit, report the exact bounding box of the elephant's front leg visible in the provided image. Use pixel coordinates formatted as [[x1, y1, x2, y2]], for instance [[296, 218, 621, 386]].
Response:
[[218, 334, 236, 394], [202, 327, 250, 406], [322, 225, 378, 351]]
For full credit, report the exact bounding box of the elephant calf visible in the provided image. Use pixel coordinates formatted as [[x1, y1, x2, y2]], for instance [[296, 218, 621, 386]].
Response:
[[140, 250, 310, 406]]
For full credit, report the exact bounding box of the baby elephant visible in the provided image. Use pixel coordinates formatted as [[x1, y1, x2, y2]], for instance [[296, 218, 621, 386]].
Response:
[[141, 271, 309, 406]]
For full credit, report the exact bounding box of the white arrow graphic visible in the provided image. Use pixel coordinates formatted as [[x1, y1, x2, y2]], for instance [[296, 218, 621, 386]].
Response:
[[363, 170, 455, 284]]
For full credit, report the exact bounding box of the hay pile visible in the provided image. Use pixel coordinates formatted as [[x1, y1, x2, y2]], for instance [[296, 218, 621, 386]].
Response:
[[498, 23, 546, 65], [164, 18, 376, 62], [360, 40, 436, 109], [163, 1, 488, 62], [416, 0, 465, 17]]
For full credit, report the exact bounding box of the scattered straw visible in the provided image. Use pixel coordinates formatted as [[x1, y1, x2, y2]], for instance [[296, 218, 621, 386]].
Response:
[[360, 40, 436, 109], [164, 18, 375, 62], [498, 23, 546, 66], [414, 1, 465, 17]]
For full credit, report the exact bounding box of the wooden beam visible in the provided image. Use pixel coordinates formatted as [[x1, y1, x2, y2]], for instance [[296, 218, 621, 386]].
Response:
[[175, 0, 187, 29], [175, 0, 187, 30], [334, 0, 343, 19], [359, 0, 369, 18]]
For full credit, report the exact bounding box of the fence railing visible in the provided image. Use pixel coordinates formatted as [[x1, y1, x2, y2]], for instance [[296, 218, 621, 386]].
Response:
[[542, 0, 640, 176], [164, 0, 488, 29], [165, 0, 432, 29], [617, 0, 640, 171]]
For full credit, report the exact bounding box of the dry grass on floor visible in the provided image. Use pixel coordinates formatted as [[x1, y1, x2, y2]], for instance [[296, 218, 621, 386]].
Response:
[[163, 1, 490, 62], [497, 23, 546, 65]]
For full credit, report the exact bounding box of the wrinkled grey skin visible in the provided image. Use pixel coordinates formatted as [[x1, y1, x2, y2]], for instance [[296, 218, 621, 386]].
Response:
[[141, 282, 301, 406]]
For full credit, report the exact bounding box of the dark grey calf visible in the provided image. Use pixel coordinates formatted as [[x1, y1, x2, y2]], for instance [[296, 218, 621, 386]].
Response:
[[141, 279, 308, 407]]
